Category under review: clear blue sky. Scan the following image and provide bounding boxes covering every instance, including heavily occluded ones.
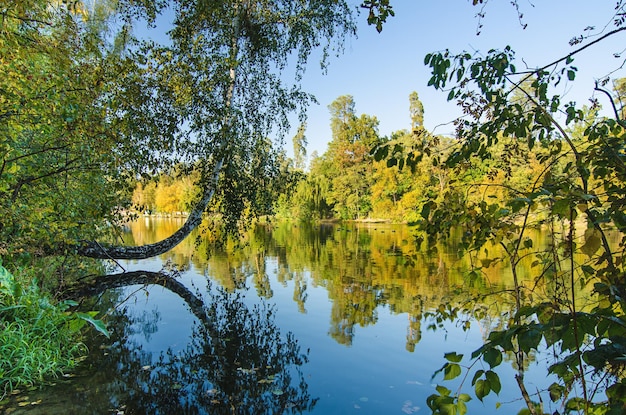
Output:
[294,1,625,162]
[133,1,626,162]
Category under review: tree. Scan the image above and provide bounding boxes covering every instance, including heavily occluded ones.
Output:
[0,0,134,256]
[2,0,357,261]
[409,91,424,133]
[409,7,626,415]
[321,95,382,219]
[292,123,308,171]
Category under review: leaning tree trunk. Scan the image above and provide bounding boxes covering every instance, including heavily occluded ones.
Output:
[76,159,223,260]
[76,7,243,261]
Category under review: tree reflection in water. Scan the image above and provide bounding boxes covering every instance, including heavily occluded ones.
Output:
[72,271,317,415]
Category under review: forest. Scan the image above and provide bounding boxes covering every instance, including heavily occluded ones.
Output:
[2,1,626,414]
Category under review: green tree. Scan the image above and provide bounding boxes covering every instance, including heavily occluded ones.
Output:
[0,0,132,255]
[321,95,382,219]
[410,7,626,415]
[292,123,308,171]
[409,91,425,133]
[1,0,357,260]
[368,2,626,414]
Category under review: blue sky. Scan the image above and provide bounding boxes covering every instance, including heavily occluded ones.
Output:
[293,1,626,161]
[132,1,626,162]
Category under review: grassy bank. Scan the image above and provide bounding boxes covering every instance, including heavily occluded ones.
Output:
[0,262,107,397]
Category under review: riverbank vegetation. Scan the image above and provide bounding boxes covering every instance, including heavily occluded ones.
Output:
[130,90,548,224]
[1,0,356,395]
[0,261,109,393]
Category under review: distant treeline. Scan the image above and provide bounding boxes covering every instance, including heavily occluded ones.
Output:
[132,93,581,224]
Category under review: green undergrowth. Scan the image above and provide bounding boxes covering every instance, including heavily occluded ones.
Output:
[0,262,109,397]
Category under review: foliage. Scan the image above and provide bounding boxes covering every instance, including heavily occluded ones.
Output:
[0,263,108,395]
[360,0,395,33]
[2,0,358,392]
[369,4,626,415]
[2,0,358,259]
[295,95,383,220]
[0,0,134,256]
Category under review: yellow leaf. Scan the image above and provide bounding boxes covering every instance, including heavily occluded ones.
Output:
[581,228,602,257]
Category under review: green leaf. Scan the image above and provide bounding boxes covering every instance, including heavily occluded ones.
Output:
[436,385,451,396]
[443,363,462,380]
[471,370,484,386]
[474,378,490,401]
[485,370,501,394]
[581,228,602,257]
[444,352,464,363]
[548,382,563,402]
[458,393,472,403]
[483,347,503,368]
[75,312,110,338]
[565,397,585,411]
[456,400,468,415]
[567,69,576,81]
[518,327,542,353]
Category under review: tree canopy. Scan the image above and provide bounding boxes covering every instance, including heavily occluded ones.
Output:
[366,2,626,414]
[1,0,357,261]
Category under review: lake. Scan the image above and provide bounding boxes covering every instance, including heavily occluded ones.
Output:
[5,218,564,414]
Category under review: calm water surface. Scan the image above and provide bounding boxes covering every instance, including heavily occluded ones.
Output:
[6,218,559,414]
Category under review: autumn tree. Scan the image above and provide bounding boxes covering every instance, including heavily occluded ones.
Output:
[0,0,134,255]
[1,0,358,261]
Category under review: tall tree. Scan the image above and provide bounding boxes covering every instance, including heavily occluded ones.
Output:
[292,122,308,171]
[322,95,381,219]
[409,91,424,132]
[1,1,357,260]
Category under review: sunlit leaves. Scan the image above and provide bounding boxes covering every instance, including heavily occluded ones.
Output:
[444,363,462,380]
[432,353,464,386]
[416,4,626,414]
[427,384,471,415]
[360,0,395,33]
[1,0,132,254]
[444,352,464,363]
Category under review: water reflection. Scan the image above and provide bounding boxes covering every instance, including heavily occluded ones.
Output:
[6,272,315,415]
[123,219,607,357]
[6,219,600,414]
[100,274,316,414]
[125,220,522,349]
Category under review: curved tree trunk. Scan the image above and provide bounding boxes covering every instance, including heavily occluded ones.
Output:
[76,160,222,260]
[76,6,242,261]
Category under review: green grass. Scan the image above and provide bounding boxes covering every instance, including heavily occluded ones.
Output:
[0,263,93,396]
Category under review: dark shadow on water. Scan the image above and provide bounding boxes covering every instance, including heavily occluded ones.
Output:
[4,272,316,415]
